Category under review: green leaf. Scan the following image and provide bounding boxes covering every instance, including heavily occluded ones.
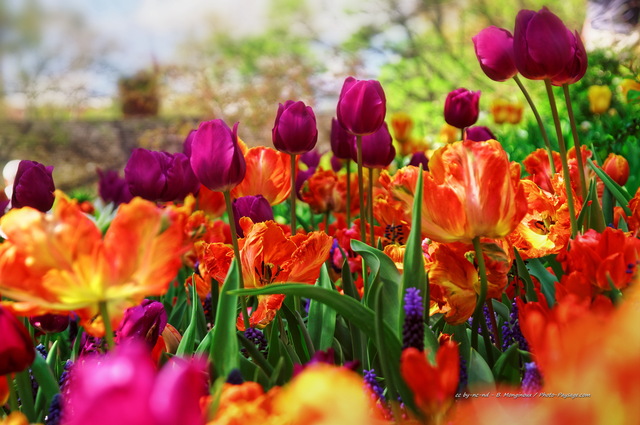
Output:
[468,348,495,392]
[527,258,557,306]
[31,351,59,420]
[339,248,360,301]
[444,323,471,364]
[176,282,199,356]
[587,179,606,232]
[308,264,337,351]
[492,343,522,386]
[588,158,632,214]
[280,302,311,363]
[513,248,537,302]
[210,258,240,378]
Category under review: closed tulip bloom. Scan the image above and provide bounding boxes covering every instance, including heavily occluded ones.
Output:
[116,299,167,348]
[125,149,200,203]
[330,118,355,159]
[10,160,55,212]
[190,120,246,193]
[465,126,496,142]
[587,85,612,114]
[0,305,35,375]
[330,155,343,172]
[182,129,197,157]
[97,169,133,206]
[232,195,274,237]
[349,122,396,168]
[551,30,588,86]
[29,313,69,334]
[513,7,572,80]
[336,77,387,136]
[300,149,322,169]
[272,100,318,155]
[602,153,630,186]
[444,88,481,129]
[472,26,518,81]
[408,152,429,169]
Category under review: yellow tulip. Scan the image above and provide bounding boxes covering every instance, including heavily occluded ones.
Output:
[587,85,612,114]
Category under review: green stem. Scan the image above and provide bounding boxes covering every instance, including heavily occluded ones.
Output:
[603,187,615,227]
[544,79,578,237]
[16,370,36,422]
[99,301,115,350]
[8,375,19,412]
[368,167,375,246]
[460,127,465,141]
[224,190,250,330]
[346,159,352,228]
[356,135,367,243]
[324,210,330,235]
[290,154,297,234]
[470,236,488,352]
[562,83,588,202]
[514,75,555,176]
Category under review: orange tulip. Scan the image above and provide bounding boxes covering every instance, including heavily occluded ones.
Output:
[602,153,630,186]
[198,218,332,329]
[231,146,291,205]
[523,148,561,193]
[620,78,640,102]
[0,192,187,336]
[299,168,344,214]
[422,140,527,243]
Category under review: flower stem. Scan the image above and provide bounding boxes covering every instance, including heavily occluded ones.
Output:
[324,210,330,235]
[544,79,578,237]
[562,83,588,202]
[356,135,367,243]
[368,167,375,246]
[98,301,115,350]
[290,154,297,235]
[346,159,352,228]
[224,190,250,330]
[470,236,488,352]
[485,299,502,349]
[514,75,555,176]
[460,127,465,141]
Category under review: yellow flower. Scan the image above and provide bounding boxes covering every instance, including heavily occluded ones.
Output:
[587,85,612,114]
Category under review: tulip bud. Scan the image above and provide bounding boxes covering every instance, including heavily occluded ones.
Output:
[472,26,518,82]
[551,30,588,86]
[330,155,343,172]
[182,129,197,157]
[300,149,322,169]
[190,120,246,193]
[390,112,414,142]
[0,305,35,375]
[330,118,355,159]
[97,169,133,206]
[513,7,572,80]
[408,152,429,170]
[444,88,481,129]
[337,77,387,136]
[29,313,70,334]
[349,122,396,168]
[232,195,274,237]
[602,153,629,186]
[465,126,496,142]
[272,100,318,155]
[10,160,55,212]
[125,149,200,203]
[587,85,612,114]
[116,300,167,348]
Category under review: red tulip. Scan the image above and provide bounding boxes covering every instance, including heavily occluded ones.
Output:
[444,88,480,129]
[336,77,387,136]
[602,153,630,186]
[0,305,35,375]
[472,26,518,81]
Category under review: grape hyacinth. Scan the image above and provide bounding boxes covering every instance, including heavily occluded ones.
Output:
[363,369,386,402]
[458,356,468,392]
[45,393,63,425]
[522,362,543,393]
[468,305,496,344]
[501,300,530,352]
[242,327,269,358]
[402,287,424,351]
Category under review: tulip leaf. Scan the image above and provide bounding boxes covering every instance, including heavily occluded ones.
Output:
[468,348,495,392]
[588,159,632,214]
[308,264,337,352]
[280,302,311,363]
[492,343,522,386]
[527,258,557,307]
[513,249,538,303]
[587,180,606,233]
[176,282,199,356]
[31,351,59,420]
[444,323,471,364]
[340,253,360,301]
[210,258,240,378]
[351,239,401,337]
[401,165,427,336]
[16,368,37,422]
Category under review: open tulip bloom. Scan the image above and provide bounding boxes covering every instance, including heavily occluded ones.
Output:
[2,5,640,425]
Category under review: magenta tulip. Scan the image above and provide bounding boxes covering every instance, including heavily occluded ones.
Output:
[408,152,429,170]
[116,300,167,348]
[10,160,55,212]
[330,117,355,159]
[349,122,396,168]
[472,26,518,82]
[444,88,481,129]
[190,120,246,193]
[513,7,573,80]
[551,30,588,86]
[182,129,197,157]
[465,126,496,142]
[336,77,387,136]
[232,195,274,237]
[0,305,35,375]
[97,169,133,206]
[272,100,318,155]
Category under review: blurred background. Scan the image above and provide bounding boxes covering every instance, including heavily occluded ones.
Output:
[0,0,638,192]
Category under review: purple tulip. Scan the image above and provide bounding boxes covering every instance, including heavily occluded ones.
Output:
[330,117,355,159]
[444,88,481,129]
[29,313,70,334]
[232,195,274,237]
[97,169,133,206]
[0,305,35,375]
[330,155,343,172]
[125,149,200,203]
[116,300,167,348]
[408,152,430,170]
[349,122,396,168]
[513,7,572,80]
[472,26,518,82]
[465,126,496,142]
[182,129,197,157]
[336,77,387,136]
[10,160,55,212]
[272,100,318,155]
[300,149,322,169]
[551,30,588,86]
[190,120,246,193]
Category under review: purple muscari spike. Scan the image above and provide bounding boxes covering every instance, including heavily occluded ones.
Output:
[242,328,268,358]
[363,369,386,402]
[226,369,244,385]
[501,300,530,352]
[522,362,543,393]
[402,287,424,350]
[45,393,63,425]
[36,343,48,359]
[458,356,468,392]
